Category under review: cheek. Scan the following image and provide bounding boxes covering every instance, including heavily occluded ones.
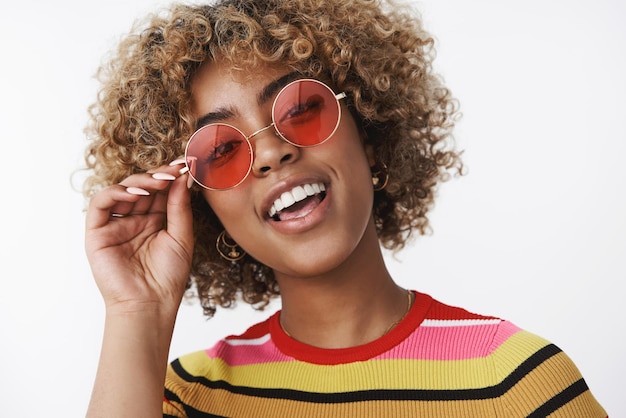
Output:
[337,133,372,185]
[201,190,242,229]
[348,160,376,223]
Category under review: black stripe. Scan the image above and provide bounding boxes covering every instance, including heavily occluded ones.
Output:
[497,344,563,395]
[526,379,590,418]
[169,344,562,404]
[165,387,183,404]
[165,385,227,417]
[187,408,227,418]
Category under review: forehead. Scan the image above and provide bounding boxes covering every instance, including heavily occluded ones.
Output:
[189,60,291,114]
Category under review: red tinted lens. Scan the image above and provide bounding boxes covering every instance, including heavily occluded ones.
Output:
[185,124,252,190]
[273,79,341,147]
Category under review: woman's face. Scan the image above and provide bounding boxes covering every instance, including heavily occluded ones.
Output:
[190,60,376,279]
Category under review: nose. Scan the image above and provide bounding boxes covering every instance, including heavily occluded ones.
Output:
[250,127,300,177]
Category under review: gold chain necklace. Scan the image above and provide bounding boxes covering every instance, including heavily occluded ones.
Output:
[281,289,414,339]
[382,289,413,336]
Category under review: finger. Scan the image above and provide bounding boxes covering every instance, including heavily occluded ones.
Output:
[87,162,189,227]
[86,185,150,229]
[109,200,136,217]
[123,191,157,215]
[142,172,182,215]
[165,173,194,254]
[147,188,169,215]
[119,172,177,193]
[115,164,187,214]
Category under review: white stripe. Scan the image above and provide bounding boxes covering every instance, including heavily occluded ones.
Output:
[224,333,271,346]
[421,319,501,327]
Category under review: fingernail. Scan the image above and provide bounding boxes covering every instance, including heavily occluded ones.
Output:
[179,166,189,175]
[126,187,150,196]
[169,158,186,166]
[152,172,176,181]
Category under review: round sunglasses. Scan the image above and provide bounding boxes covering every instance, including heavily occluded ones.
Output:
[184,78,347,190]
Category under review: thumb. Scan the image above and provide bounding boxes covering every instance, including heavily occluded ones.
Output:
[166,173,194,257]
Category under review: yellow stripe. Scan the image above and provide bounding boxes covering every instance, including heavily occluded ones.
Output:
[176,330,551,392]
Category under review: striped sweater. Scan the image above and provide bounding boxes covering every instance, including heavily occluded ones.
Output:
[164,292,606,417]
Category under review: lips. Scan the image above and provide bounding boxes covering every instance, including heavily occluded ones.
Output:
[268,182,326,220]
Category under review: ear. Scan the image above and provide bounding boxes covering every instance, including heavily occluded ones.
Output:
[356,122,376,166]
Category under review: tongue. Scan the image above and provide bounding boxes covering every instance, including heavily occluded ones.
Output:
[278,195,321,221]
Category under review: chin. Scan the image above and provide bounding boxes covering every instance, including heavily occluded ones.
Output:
[270,243,360,280]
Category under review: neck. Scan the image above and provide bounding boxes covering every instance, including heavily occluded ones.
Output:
[275,221,411,349]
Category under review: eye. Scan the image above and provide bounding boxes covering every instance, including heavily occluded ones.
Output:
[205,138,244,168]
[278,94,325,125]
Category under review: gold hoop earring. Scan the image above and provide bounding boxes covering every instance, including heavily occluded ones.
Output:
[216,230,246,262]
[371,161,389,191]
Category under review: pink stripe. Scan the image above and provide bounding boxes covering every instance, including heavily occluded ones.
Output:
[206,321,522,366]
[489,320,522,351]
[206,335,294,366]
[375,321,521,361]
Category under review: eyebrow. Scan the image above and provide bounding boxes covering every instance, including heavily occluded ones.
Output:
[195,108,236,129]
[195,71,302,130]
[257,72,301,104]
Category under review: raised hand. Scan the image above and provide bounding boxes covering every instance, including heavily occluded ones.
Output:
[85,161,194,314]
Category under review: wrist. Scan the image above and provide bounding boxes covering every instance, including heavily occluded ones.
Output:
[104,298,180,321]
[101,302,179,366]
[103,300,180,348]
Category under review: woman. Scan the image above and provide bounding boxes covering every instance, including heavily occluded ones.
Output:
[83,0,607,416]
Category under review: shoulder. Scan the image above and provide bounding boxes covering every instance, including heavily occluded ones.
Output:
[422,294,573,370]
[422,294,607,417]
[415,293,549,363]
[168,313,275,376]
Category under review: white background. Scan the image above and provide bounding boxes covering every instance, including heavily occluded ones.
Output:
[0,0,623,416]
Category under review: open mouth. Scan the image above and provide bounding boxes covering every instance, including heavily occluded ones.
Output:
[268,182,327,221]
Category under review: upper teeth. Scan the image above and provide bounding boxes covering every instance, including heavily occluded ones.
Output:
[268,182,326,218]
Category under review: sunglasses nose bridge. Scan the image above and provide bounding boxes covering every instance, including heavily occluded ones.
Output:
[247,122,276,141]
